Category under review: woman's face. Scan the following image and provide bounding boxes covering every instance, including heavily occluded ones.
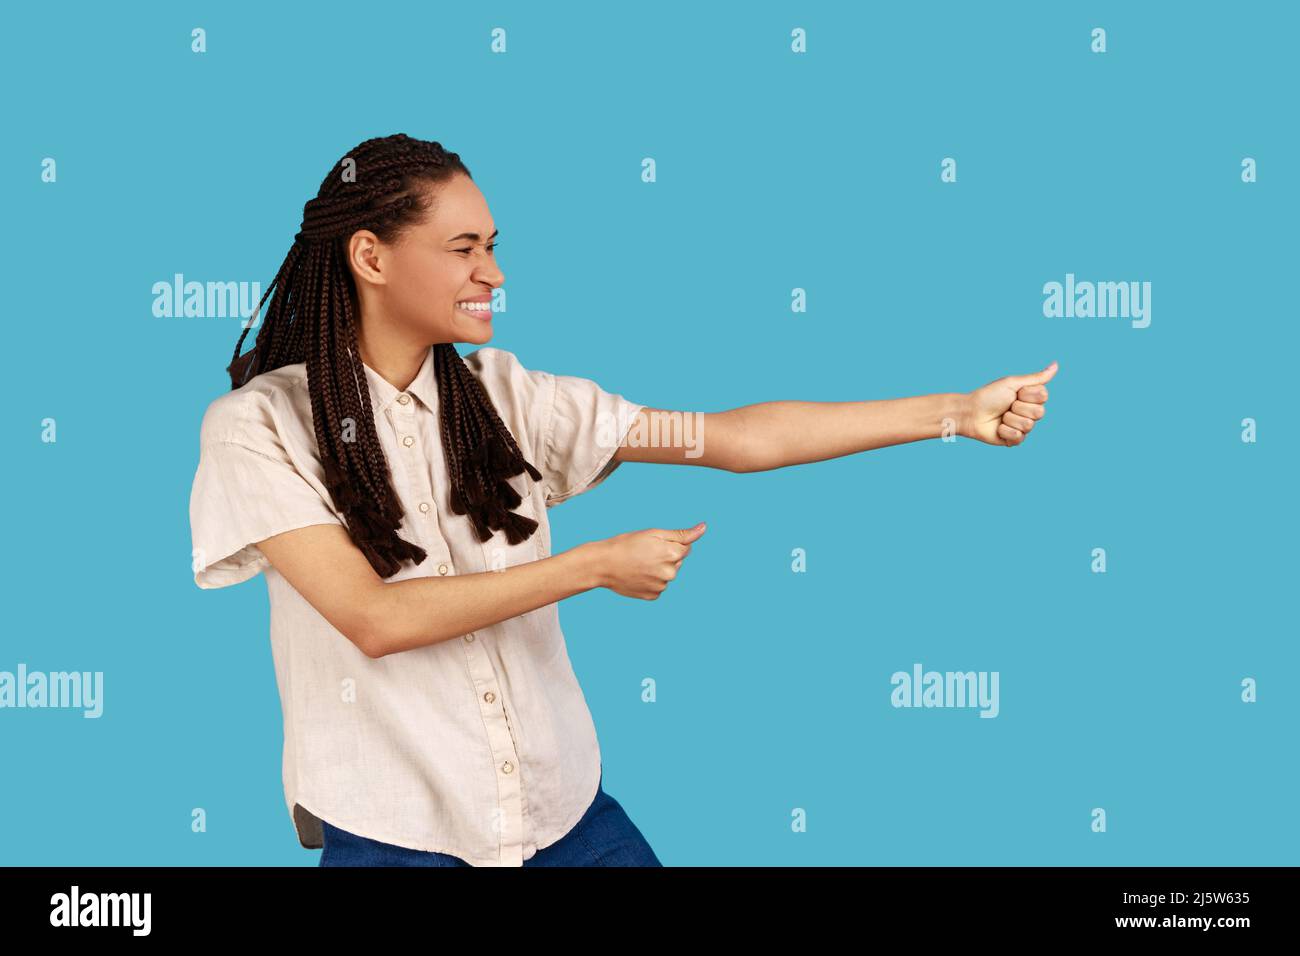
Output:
[349,173,504,347]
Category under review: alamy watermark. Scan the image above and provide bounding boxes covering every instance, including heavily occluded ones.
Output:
[596,407,705,459]
[890,662,999,718]
[1043,272,1150,328]
[0,664,103,718]
[49,886,150,935]
[152,273,262,327]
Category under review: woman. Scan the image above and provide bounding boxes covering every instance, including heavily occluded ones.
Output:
[188,133,1056,867]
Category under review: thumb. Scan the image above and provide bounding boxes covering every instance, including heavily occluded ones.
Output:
[663,522,708,544]
[1007,360,1058,389]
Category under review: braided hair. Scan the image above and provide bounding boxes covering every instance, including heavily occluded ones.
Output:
[226,133,543,579]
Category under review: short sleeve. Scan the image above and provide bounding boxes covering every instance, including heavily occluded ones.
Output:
[189,398,344,589]
[542,370,644,508]
[462,347,644,509]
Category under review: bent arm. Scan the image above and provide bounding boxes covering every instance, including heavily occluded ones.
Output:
[255,524,604,658]
[615,394,972,473]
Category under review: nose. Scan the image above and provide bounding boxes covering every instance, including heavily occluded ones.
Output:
[476,257,505,287]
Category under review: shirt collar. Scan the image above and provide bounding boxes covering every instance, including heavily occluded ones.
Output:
[360,345,438,414]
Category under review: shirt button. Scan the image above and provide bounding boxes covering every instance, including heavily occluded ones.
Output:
[465,634,475,642]
[501,761,514,774]
[397,393,410,405]
[402,435,415,447]
[438,564,448,575]
[419,502,430,513]
[483,691,495,704]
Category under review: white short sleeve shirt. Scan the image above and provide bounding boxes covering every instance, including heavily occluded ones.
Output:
[188,345,644,866]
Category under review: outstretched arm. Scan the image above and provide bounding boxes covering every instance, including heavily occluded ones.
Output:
[614,361,1058,473]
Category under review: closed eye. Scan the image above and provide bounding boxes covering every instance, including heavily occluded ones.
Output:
[455,243,498,255]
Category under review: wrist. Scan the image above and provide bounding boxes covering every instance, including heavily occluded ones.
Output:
[569,540,608,591]
[949,392,974,440]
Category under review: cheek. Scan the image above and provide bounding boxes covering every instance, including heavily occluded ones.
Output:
[393,257,460,312]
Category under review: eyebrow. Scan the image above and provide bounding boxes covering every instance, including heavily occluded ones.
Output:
[445,228,499,243]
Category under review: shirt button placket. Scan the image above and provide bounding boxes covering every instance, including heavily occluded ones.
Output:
[453,564,524,861]
[395,397,440,543]
[391,394,524,864]
[390,396,454,582]
[462,630,525,864]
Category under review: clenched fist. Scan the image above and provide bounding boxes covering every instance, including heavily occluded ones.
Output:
[589,523,707,600]
[962,361,1058,446]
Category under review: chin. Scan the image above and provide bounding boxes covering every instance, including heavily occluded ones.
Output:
[458,316,494,344]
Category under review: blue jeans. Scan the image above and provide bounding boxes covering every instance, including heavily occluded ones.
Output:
[318,773,662,867]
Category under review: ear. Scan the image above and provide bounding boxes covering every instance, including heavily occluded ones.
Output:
[347,229,388,288]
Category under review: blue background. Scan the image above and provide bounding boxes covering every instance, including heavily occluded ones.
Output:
[2,0,1295,865]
